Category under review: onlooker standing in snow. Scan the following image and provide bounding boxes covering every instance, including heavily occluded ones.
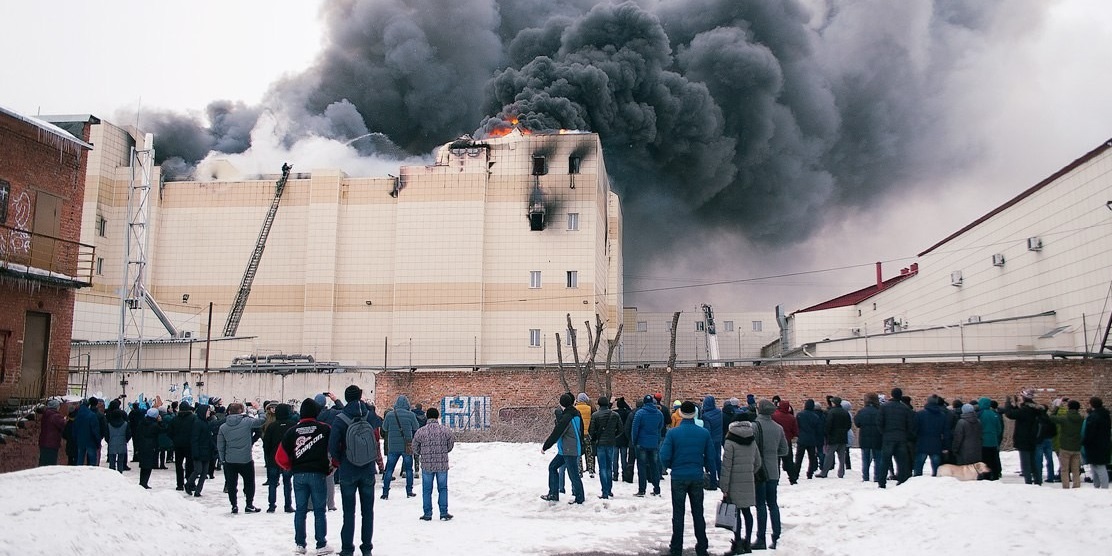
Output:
[914,395,951,477]
[380,395,419,500]
[38,399,66,466]
[541,392,585,504]
[136,408,164,489]
[315,393,345,511]
[631,394,665,497]
[412,402,428,474]
[794,399,823,480]
[977,397,1004,480]
[277,397,336,555]
[877,387,916,488]
[721,419,762,555]
[700,396,724,490]
[187,404,216,497]
[951,404,983,465]
[771,400,798,484]
[1003,391,1044,485]
[854,393,883,482]
[330,385,381,556]
[169,401,196,491]
[413,406,455,521]
[753,399,789,550]
[263,403,297,511]
[614,397,632,481]
[1082,397,1111,489]
[218,402,265,513]
[817,397,850,478]
[105,402,131,473]
[574,393,596,478]
[73,397,104,466]
[1049,399,1085,488]
[660,401,714,556]
[589,396,623,499]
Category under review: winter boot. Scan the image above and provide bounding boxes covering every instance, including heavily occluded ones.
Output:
[751,537,766,551]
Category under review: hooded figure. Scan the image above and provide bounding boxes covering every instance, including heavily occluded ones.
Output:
[721,419,762,553]
[381,395,421,498]
[951,404,983,465]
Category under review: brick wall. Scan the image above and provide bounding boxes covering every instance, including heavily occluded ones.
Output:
[0,288,75,399]
[374,360,1112,418]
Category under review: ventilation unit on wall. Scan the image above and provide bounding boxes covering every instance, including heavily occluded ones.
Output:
[950,270,963,287]
[967,315,982,323]
[850,328,862,336]
[992,253,1005,266]
[1027,237,1043,251]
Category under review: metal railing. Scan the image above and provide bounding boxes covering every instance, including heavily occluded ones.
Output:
[0,223,95,285]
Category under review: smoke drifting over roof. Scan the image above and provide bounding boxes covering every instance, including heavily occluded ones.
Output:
[144,0,1046,302]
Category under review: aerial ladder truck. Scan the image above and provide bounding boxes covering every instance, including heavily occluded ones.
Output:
[702,304,724,367]
[222,163,291,337]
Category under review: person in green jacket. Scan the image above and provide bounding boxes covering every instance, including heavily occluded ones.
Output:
[977,397,1004,480]
[1049,399,1085,488]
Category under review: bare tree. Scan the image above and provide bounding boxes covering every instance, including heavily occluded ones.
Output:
[554,332,572,394]
[584,315,606,395]
[566,313,587,393]
[664,311,681,407]
[604,323,624,398]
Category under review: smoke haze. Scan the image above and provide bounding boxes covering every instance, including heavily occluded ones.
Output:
[140,0,1061,311]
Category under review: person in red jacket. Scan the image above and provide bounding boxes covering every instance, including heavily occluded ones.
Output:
[277,398,337,556]
[771,401,799,485]
[38,399,67,466]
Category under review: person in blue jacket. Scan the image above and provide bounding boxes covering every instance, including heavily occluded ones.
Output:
[794,399,823,480]
[700,396,723,489]
[660,401,714,556]
[73,397,105,466]
[540,392,584,504]
[631,394,665,496]
[914,395,951,476]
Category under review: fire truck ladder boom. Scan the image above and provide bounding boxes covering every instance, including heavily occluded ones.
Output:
[223,163,292,337]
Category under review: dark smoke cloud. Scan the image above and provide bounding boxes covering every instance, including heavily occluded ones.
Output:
[143,0,1051,304]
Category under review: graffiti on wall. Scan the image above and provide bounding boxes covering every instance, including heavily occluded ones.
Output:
[0,191,32,260]
[439,395,491,430]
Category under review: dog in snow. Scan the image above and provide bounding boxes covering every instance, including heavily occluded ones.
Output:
[936,462,992,481]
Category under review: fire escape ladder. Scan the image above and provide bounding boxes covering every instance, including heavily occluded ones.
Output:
[223,163,292,337]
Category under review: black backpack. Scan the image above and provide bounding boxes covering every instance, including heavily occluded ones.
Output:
[1037,412,1057,440]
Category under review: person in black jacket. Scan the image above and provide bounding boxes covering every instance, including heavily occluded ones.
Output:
[128,402,144,464]
[817,397,851,478]
[854,393,883,482]
[877,387,917,488]
[187,404,215,496]
[1083,397,1111,488]
[794,399,823,480]
[277,398,336,554]
[263,403,297,512]
[590,396,623,499]
[136,407,165,489]
[614,397,632,481]
[169,401,196,491]
[1003,391,1044,485]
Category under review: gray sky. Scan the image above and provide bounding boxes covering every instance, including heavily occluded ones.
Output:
[2,0,1111,314]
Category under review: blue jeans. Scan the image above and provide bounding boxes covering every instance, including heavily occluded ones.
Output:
[422,470,449,517]
[914,452,942,476]
[548,454,583,501]
[340,468,375,555]
[293,472,329,549]
[77,445,99,466]
[267,464,292,510]
[637,447,660,494]
[669,478,708,556]
[615,446,628,478]
[595,446,616,497]
[860,448,882,481]
[707,442,722,487]
[1036,439,1055,481]
[754,479,780,542]
[382,452,414,495]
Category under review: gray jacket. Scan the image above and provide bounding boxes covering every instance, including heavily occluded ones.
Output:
[721,420,761,507]
[107,422,130,455]
[217,413,265,464]
[381,396,420,455]
[754,414,789,481]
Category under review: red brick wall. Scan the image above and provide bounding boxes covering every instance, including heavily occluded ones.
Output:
[0,112,89,400]
[374,360,1112,417]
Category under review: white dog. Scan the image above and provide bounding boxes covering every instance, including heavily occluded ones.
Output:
[937,462,992,481]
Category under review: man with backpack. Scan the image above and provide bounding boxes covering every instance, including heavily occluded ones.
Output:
[412,406,455,521]
[329,385,381,556]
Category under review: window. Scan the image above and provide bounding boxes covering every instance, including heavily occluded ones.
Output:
[568,212,579,231]
[532,156,547,175]
[724,321,734,332]
[529,329,541,347]
[95,215,107,237]
[569,156,582,174]
[696,321,705,332]
[95,257,104,275]
[752,321,763,332]
[529,271,541,289]
[566,270,578,288]
[0,180,9,224]
[636,321,648,332]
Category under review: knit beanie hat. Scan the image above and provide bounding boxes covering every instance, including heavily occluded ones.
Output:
[679,401,697,419]
[758,399,776,415]
[891,387,903,400]
[560,393,575,408]
[146,408,159,419]
[643,394,655,406]
[728,397,740,407]
[344,385,362,402]
[746,394,756,405]
[313,393,328,407]
[597,396,610,408]
[300,398,321,419]
[962,403,975,414]
[46,399,61,410]
[577,392,589,403]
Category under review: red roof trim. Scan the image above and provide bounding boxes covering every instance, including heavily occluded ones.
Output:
[918,138,1112,257]
[795,271,917,313]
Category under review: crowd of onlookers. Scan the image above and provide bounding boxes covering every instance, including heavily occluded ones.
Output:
[35,388,454,556]
[540,387,1112,555]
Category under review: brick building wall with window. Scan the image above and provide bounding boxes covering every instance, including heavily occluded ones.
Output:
[0,107,91,401]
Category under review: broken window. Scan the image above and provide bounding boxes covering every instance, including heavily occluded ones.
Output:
[96,215,107,237]
[532,156,547,175]
[569,156,581,174]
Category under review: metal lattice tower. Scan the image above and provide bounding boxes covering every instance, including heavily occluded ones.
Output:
[115,133,156,370]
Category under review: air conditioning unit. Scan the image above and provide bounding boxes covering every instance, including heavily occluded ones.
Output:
[992,253,1005,266]
[181,331,193,338]
[950,270,963,287]
[968,315,982,323]
[1027,237,1043,251]
[850,328,862,337]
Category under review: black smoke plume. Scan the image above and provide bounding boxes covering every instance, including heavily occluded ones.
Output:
[142,0,1045,301]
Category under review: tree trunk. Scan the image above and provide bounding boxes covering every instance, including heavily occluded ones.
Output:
[555,332,572,394]
[664,311,681,407]
[566,313,586,393]
[604,323,624,398]
[585,315,606,396]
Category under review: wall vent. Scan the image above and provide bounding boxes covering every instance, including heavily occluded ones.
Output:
[992,253,1005,266]
[1027,237,1043,251]
[950,270,963,287]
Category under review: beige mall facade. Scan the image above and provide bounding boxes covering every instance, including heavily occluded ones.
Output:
[64,120,623,371]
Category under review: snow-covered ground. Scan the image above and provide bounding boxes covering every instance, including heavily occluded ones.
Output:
[2,444,1109,556]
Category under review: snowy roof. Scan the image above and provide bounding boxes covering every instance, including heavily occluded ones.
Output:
[0,104,93,150]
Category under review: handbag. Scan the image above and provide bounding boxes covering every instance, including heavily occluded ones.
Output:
[393,411,413,455]
[715,500,737,531]
[754,421,769,483]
